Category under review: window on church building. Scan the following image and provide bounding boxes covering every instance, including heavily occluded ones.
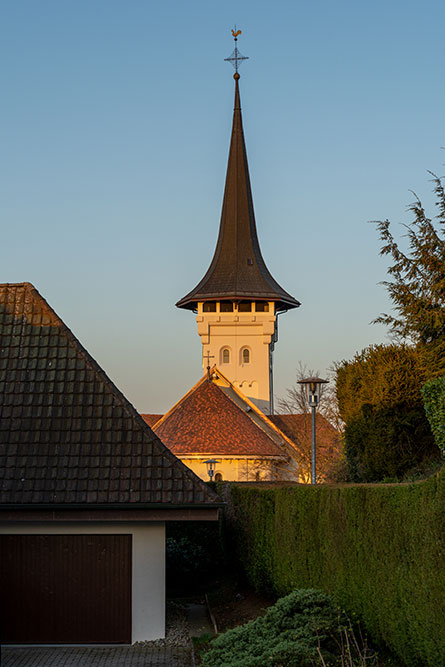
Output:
[221,348,230,364]
[220,302,233,312]
[203,302,217,312]
[238,301,251,312]
[255,302,269,312]
[214,473,223,482]
[242,348,250,364]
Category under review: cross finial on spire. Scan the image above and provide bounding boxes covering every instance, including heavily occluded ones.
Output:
[224,26,249,75]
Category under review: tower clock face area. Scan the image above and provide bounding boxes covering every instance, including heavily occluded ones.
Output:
[196,300,277,413]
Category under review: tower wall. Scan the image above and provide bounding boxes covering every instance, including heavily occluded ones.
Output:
[196,301,277,413]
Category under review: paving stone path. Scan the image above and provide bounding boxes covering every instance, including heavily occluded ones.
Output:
[1,645,194,667]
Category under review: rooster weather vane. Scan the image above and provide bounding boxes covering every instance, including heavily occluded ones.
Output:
[224,26,249,73]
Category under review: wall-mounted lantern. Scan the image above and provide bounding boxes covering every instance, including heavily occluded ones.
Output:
[204,458,219,481]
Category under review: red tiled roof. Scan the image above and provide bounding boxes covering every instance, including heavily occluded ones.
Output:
[0,283,219,507]
[153,379,285,457]
[269,413,342,478]
[141,414,163,428]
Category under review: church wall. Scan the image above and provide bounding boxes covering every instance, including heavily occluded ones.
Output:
[178,456,286,482]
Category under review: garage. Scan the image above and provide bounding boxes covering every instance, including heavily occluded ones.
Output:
[0,282,221,644]
[0,534,132,644]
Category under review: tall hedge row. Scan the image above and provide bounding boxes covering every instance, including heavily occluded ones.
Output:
[223,471,445,666]
[422,376,445,455]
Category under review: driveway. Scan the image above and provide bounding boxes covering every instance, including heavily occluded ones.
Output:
[1,645,194,667]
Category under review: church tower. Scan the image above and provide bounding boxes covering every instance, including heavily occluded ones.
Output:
[177,33,300,414]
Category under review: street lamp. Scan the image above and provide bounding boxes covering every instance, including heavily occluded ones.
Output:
[204,459,219,481]
[298,377,329,484]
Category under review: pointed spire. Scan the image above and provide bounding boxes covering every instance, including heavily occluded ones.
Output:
[177,55,300,312]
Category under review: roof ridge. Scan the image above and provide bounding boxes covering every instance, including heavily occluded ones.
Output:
[153,372,211,430]
[212,368,305,461]
[153,369,287,458]
[20,284,162,441]
[0,281,34,288]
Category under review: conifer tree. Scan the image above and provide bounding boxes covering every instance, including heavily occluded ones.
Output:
[374,173,445,374]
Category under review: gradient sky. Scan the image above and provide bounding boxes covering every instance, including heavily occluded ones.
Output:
[2,0,444,413]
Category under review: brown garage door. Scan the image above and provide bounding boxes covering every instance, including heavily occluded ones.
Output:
[0,534,132,644]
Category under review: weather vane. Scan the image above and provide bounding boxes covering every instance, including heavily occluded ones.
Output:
[224,26,249,74]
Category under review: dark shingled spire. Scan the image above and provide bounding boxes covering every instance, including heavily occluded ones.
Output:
[176,74,300,312]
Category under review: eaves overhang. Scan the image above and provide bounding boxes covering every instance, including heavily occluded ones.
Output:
[176,292,300,313]
[0,503,224,523]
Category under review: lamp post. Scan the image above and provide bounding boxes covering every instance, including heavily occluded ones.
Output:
[298,377,328,484]
[204,458,219,481]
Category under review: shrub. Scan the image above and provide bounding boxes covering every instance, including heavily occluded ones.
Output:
[345,403,437,482]
[336,344,426,424]
[202,589,341,667]
[422,376,445,455]
[336,344,440,480]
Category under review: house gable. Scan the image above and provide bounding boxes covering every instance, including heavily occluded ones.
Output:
[0,282,219,509]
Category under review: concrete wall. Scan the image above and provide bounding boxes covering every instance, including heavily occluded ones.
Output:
[0,522,165,642]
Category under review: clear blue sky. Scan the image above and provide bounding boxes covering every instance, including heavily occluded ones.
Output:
[2,1,444,412]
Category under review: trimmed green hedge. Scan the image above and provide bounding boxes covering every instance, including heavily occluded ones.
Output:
[422,376,445,455]
[223,471,445,666]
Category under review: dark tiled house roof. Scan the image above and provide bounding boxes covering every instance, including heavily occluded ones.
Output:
[0,283,219,507]
[176,76,300,312]
[149,377,286,457]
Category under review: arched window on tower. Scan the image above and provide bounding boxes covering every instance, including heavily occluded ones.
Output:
[221,347,231,364]
[242,348,250,364]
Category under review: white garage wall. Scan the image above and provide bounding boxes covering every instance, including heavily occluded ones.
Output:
[0,522,166,642]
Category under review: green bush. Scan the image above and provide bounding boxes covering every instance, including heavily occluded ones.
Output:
[422,376,445,455]
[345,403,437,482]
[202,589,341,667]
[336,344,440,480]
[224,472,445,666]
[336,344,427,423]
